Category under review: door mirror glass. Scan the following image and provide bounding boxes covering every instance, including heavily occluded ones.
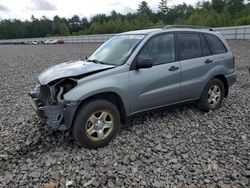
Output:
[136,58,153,69]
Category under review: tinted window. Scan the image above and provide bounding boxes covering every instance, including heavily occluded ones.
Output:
[205,34,227,54]
[178,33,202,60]
[139,34,175,66]
[200,34,211,56]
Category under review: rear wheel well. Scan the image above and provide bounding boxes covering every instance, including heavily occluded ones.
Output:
[213,75,228,97]
[75,92,126,125]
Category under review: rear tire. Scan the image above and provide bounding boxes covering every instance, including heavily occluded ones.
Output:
[72,99,121,149]
[198,78,225,112]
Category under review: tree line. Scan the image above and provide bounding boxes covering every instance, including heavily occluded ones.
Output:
[0,0,249,39]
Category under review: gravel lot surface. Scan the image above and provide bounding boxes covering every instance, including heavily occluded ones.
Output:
[0,41,249,188]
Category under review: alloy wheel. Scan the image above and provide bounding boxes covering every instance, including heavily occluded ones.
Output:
[208,85,221,108]
[85,111,114,141]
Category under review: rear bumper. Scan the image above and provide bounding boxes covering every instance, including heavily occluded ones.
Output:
[226,72,237,87]
[29,85,79,130]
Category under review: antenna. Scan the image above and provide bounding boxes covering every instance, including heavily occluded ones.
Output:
[80,33,84,60]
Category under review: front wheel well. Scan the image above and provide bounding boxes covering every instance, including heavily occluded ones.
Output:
[74,92,127,125]
[213,75,228,97]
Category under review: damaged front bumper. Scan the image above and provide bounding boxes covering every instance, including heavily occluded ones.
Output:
[29,85,78,130]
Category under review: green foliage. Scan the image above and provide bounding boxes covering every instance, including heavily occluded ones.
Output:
[165,3,194,24]
[235,15,250,25]
[58,23,70,36]
[226,0,244,16]
[0,0,249,39]
[68,15,81,33]
[211,0,225,13]
[177,0,247,27]
[179,9,232,27]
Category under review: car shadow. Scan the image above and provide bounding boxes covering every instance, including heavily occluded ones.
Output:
[123,102,200,130]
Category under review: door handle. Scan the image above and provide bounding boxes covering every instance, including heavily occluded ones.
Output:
[205,59,213,64]
[169,66,179,72]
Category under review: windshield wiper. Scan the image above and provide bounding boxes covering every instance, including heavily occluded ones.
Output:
[86,59,106,64]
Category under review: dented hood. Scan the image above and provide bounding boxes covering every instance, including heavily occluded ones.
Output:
[38,60,115,85]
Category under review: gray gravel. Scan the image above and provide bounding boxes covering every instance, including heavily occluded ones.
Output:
[0,41,249,188]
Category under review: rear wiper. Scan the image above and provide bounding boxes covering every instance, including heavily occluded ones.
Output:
[87,59,106,64]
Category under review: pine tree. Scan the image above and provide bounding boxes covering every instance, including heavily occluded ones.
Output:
[137,1,152,15]
[158,0,168,14]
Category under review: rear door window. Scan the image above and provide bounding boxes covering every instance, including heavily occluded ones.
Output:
[205,34,227,54]
[177,33,202,60]
[200,34,211,56]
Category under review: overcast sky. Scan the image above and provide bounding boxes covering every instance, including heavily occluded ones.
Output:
[0,0,198,21]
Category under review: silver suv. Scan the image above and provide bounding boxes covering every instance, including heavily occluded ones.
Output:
[29,26,237,148]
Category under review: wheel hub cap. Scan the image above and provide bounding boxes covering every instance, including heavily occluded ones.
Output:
[85,111,114,141]
[95,120,104,130]
[208,85,221,107]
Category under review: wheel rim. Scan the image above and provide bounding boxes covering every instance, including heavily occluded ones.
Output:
[208,85,221,108]
[85,110,114,141]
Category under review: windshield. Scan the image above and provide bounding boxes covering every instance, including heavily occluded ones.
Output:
[88,34,145,66]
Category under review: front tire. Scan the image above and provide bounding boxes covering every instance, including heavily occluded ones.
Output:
[198,78,225,112]
[72,99,121,149]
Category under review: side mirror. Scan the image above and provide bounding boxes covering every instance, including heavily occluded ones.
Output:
[136,58,153,69]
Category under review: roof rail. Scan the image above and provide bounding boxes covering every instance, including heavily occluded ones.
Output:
[163,25,214,31]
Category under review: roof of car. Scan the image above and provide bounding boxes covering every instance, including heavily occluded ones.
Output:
[120,28,161,35]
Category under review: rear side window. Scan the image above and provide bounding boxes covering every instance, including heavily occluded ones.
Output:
[178,33,202,60]
[205,34,227,54]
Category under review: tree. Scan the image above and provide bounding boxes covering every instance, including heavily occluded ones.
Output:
[68,15,81,33]
[211,0,225,13]
[134,14,152,29]
[80,17,89,31]
[137,1,152,15]
[158,0,168,14]
[178,6,232,27]
[0,0,250,39]
[235,15,250,25]
[202,1,212,10]
[226,0,244,16]
[166,3,194,24]
[58,23,70,36]
[91,14,107,24]
[53,15,62,23]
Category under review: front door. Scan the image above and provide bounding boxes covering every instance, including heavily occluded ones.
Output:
[129,33,181,114]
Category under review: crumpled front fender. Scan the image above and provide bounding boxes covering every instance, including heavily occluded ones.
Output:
[29,86,79,130]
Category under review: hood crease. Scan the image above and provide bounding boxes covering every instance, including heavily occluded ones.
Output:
[38,60,115,85]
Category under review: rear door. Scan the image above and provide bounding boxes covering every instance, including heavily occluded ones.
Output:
[178,32,215,101]
[129,33,181,113]
[204,33,230,68]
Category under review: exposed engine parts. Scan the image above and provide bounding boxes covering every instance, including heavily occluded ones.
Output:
[29,77,78,129]
[57,87,64,104]
[38,78,77,105]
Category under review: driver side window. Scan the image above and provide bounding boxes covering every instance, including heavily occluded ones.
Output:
[138,34,175,66]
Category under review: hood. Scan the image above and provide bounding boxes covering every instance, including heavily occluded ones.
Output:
[38,60,115,85]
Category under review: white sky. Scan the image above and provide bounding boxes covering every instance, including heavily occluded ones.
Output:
[0,0,198,21]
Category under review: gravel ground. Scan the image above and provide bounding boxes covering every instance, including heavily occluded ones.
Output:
[0,41,249,188]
